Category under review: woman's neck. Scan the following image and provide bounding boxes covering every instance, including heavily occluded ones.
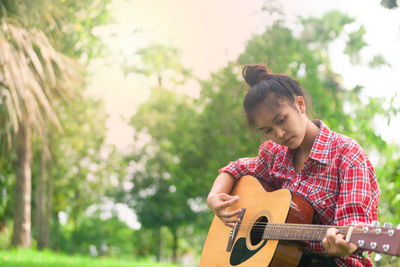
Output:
[297,119,319,155]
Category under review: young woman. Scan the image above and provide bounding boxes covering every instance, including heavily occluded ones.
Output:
[206,64,380,266]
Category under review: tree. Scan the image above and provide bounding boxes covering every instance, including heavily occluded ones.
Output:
[237,11,388,151]
[126,87,199,262]
[30,0,111,251]
[44,96,121,253]
[121,44,198,261]
[122,44,191,87]
[0,0,111,248]
[0,3,82,248]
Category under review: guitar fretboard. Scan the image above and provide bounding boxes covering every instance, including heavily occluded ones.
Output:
[262,223,348,241]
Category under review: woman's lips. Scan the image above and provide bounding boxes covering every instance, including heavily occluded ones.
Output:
[284,137,293,144]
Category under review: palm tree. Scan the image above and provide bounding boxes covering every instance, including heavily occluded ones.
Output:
[0,1,81,247]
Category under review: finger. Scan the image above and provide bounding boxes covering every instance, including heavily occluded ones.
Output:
[219,193,238,200]
[224,221,236,228]
[335,233,347,246]
[348,242,358,254]
[218,208,242,219]
[322,237,330,251]
[326,228,338,242]
[335,233,358,254]
[217,213,239,228]
[323,228,339,255]
[220,216,241,224]
[216,196,240,209]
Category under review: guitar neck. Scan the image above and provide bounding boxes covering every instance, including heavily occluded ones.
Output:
[262,223,400,256]
[262,223,333,241]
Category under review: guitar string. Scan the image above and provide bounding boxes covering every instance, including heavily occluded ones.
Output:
[238,224,384,233]
[234,221,385,230]
[232,223,387,239]
[228,222,390,235]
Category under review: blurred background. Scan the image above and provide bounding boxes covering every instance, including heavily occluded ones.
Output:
[0,0,399,266]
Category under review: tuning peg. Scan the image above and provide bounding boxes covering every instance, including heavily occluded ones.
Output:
[371,221,380,227]
[374,253,382,262]
[383,222,393,228]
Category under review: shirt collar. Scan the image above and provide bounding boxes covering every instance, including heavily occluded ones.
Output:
[308,120,332,164]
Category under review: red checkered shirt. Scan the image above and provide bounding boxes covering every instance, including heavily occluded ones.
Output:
[219,120,380,267]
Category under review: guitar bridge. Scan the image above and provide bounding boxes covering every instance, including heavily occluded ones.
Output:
[226,208,246,252]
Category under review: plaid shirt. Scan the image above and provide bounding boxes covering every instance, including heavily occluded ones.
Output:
[219,120,380,267]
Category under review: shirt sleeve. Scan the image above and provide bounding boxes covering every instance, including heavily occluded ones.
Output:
[218,141,272,180]
[305,241,329,256]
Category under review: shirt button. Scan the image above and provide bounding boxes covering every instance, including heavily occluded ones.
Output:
[321,200,326,205]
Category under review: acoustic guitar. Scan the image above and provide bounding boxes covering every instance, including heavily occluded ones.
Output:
[200,175,400,266]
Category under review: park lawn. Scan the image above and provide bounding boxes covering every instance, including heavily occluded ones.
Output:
[0,249,186,267]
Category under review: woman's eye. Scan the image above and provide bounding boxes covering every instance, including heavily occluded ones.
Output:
[279,117,286,124]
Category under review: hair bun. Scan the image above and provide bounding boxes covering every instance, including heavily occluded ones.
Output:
[242,64,272,87]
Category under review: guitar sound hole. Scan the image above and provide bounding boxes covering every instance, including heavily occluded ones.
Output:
[250,216,268,246]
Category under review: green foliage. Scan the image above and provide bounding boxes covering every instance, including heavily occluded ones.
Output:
[65,214,135,256]
[239,13,387,152]
[122,44,191,87]
[0,221,13,249]
[122,45,207,260]
[381,0,399,9]
[0,0,113,237]
[345,25,367,64]
[300,10,354,48]
[0,0,112,60]
[376,152,400,226]
[51,97,110,213]
[47,97,123,253]
[0,161,14,222]
[369,54,391,68]
[126,87,198,237]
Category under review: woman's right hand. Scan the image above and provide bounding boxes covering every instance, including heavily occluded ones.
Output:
[207,193,242,228]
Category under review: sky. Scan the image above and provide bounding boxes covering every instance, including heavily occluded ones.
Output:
[86,0,400,228]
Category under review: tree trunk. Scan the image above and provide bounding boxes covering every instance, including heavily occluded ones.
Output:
[12,119,32,248]
[155,227,162,261]
[52,211,60,251]
[36,128,49,250]
[171,228,178,263]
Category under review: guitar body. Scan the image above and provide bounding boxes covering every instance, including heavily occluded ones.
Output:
[200,175,315,267]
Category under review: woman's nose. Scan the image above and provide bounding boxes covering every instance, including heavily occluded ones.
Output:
[275,128,286,139]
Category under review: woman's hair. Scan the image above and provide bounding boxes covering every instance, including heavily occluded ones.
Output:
[242,64,308,126]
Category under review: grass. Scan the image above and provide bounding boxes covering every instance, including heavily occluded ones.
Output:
[0,249,186,267]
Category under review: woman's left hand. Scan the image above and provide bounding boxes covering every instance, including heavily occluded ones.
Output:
[322,227,358,257]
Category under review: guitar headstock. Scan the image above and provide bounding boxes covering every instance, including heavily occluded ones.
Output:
[349,223,400,256]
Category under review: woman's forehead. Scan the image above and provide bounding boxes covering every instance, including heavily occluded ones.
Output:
[260,97,291,113]
[253,99,293,126]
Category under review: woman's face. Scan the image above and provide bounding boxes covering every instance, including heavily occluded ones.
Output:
[253,96,307,149]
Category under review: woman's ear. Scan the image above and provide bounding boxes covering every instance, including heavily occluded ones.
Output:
[295,96,306,114]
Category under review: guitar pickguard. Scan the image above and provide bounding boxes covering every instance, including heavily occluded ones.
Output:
[230,237,267,266]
